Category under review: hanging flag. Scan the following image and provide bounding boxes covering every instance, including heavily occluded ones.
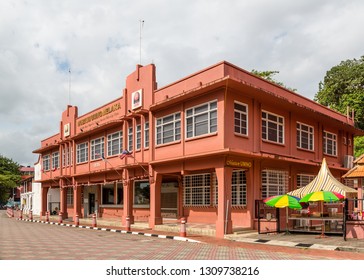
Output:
[120,150,132,159]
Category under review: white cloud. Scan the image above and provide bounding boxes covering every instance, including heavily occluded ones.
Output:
[1,0,364,165]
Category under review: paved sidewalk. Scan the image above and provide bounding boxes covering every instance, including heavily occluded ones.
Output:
[15,213,364,255]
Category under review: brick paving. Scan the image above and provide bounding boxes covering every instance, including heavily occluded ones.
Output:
[1,210,363,260]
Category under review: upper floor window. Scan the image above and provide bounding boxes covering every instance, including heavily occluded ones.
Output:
[76,142,88,163]
[296,122,314,151]
[107,131,123,156]
[128,125,133,152]
[262,111,284,144]
[52,152,59,169]
[323,131,337,156]
[156,112,181,145]
[136,124,141,150]
[42,154,50,171]
[144,122,149,148]
[234,102,248,136]
[62,146,72,167]
[91,137,105,160]
[186,100,217,138]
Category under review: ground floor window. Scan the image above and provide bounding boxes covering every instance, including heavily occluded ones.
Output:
[297,174,315,188]
[183,173,211,206]
[231,170,247,206]
[134,180,150,207]
[213,170,247,206]
[101,183,123,205]
[67,188,73,206]
[261,169,288,199]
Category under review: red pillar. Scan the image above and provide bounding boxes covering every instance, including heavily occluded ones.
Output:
[215,166,233,238]
[149,173,163,228]
[40,186,49,219]
[60,185,68,219]
[122,171,134,226]
[73,184,82,222]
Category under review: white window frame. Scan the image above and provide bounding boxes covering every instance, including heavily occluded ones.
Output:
[231,170,247,206]
[262,110,284,144]
[144,121,149,148]
[183,173,211,206]
[234,101,248,136]
[323,131,337,156]
[296,122,314,151]
[42,154,50,171]
[136,124,141,150]
[297,174,315,188]
[156,112,181,145]
[90,137,105,160]
[186,100,217,139]
[128,125,133,152]
[107,131,123,157]
[52,152,59,169]
[261,169,288,199]
[76,142,89,164]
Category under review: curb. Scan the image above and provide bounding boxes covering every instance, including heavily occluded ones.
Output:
[16,218,200,243]
[231,237,364,253]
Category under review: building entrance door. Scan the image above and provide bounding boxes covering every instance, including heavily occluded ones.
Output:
[161,182,178,218]
[89,193,95,215]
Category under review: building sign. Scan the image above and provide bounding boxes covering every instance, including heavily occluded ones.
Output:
[63,123,70,137]
[77,103,121,127]
[226,159,252,168]
[131,89,143,110]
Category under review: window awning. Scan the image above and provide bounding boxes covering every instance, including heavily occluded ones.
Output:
[288,158,357,198]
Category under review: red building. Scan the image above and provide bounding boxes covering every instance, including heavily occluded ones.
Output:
[33,61,362,237]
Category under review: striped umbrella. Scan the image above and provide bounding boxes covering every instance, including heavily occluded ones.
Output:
[264,194,302,234]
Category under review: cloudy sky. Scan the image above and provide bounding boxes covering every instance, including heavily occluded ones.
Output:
[1,0,364,166]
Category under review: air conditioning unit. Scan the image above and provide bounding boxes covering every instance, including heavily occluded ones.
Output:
[343,155,354,169]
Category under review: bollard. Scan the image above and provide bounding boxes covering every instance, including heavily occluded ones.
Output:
[46,211,49,222]
[11,208,14,218]
[125,216,131,231]
[29,210,33,221]
[180,217,187,237]
[74,214,79,226]
[58,212,63,224]
[92,213,97,227]
[19,210,23,220]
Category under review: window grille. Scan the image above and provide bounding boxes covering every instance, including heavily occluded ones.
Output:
[183,173,211,206]
[261,169,288,199]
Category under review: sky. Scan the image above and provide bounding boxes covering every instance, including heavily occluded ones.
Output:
[1,0,364,166]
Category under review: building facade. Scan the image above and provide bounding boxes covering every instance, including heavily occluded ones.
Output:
[33,61,362,237]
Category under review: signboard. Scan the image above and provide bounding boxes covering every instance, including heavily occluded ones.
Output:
[226,159,252,168]
[64,123,70,137]
[131,89,143,110]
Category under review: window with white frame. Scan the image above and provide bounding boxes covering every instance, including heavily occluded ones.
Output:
[52,152,59,169]
[296,122,314,151]
[62,146,70,167]
[107,131,123,156]
[186,100,217,138]
[136,124,141,150]
[231,170,247,206]
[128,125,133,152]
[297,174,315,188]
[183,173,211,206]
[234,102,248,136]
[91,137,104,160]
[323,131,337,156]
[42,154,50,171]
[67,188,73,205]
[76,142,88,163]
[262,111,284,144]
[213,171,247,206]
[156,112,181,145]
[144,121,149,148]
[261,169,288,199]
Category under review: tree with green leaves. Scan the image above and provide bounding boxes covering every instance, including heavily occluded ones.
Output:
[314,56,364,157]
[0,155,21,204]
[251,69,297,92]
